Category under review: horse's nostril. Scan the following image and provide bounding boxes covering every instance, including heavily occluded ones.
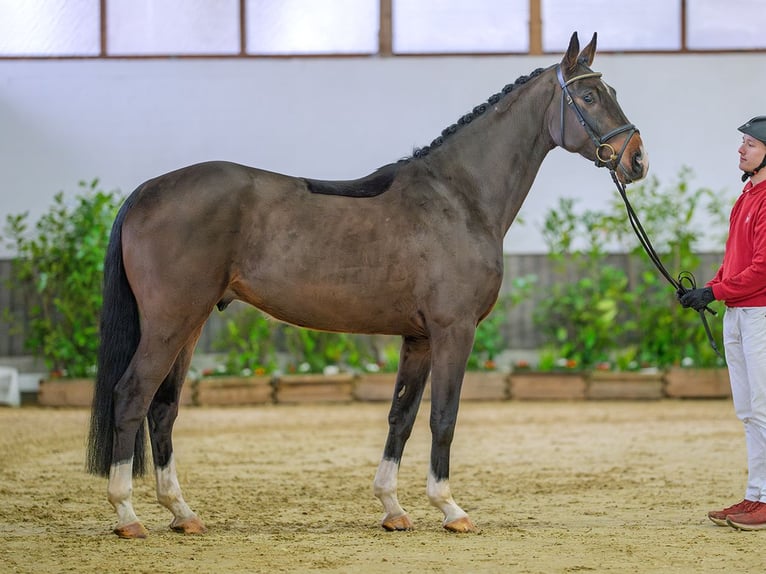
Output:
[632,152,642,172]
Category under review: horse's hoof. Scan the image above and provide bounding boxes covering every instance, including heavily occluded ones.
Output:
[381,513,414,531]
[444,516,479,533]
[170,516,207,534]
[113,521,149,539]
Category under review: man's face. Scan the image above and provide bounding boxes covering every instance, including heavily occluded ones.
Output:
[739,134,766,173]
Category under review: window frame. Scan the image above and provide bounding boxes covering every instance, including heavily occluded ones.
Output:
[0,0,764,60]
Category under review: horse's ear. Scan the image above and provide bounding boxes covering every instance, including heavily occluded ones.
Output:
[562,32,580,75]
[577,32,598,67]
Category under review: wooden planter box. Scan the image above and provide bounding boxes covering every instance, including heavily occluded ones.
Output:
[587,371,665,400]
[274,373,355,404]
[508,371,587,400]
[420,371,509,402]
[353,373,397,402]
[194,375,274,406]
[460,371,510,401]
[37,378,94,407]
[38,377,195,407]
[664,367,731,398]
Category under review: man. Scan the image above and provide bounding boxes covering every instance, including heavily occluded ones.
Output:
[680,116,766,530]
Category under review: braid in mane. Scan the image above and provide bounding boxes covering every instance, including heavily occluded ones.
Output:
[405,67,545,161]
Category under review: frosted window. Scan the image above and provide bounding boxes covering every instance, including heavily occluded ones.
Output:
[542,0,681,52]
[0,0,100,56]
[393,0,528,54]
[246,0,378,55]
[687,0,766,50]
[107,0,240,55]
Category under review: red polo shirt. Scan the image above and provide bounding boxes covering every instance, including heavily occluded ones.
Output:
[709,178,766,306]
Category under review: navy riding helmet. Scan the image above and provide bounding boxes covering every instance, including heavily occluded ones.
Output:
[739,116,766,181]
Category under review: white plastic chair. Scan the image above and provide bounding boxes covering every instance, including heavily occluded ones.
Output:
[0,366,21,407]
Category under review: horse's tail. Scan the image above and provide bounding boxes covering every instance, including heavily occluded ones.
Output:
[86,191,146,477]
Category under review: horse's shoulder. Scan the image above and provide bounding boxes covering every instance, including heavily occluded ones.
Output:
[303,163,402,198]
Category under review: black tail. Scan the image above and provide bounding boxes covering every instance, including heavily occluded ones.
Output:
[86,191,146,477]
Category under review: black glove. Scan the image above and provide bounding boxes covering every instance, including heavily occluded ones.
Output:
[679,286,715,311]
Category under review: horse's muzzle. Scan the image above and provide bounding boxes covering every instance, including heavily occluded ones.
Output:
[618,136,648,184]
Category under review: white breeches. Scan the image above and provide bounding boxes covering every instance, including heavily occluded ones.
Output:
[724,306,766,502]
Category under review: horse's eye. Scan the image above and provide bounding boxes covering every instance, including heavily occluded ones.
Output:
[582,93,595,104]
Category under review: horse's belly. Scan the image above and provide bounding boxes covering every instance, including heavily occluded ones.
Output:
[236,271,421,336]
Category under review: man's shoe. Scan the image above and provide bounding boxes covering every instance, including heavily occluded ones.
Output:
[727,502,766,531]
[708,499,761,526]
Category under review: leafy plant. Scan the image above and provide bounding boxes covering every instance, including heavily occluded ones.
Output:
[360,335,401,373]
[206,307,382,377]
[210,305,278,376]
[1,180,123,377]
[536,348,582,372]
[533,197,634,370]
[533,167,730,370]
[377,340,401,372]
[604,167,729,368]
[467,311,506,371]
[281,326,376,374]
[467,276,536,371]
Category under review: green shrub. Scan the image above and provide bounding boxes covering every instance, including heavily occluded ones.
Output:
[533,167,730,370]
[467,276,536,371]
[605,168,729,368]
[2,180,123,377]
[210,306,278,376]
[534,197,633,370]
[281,326,376,374]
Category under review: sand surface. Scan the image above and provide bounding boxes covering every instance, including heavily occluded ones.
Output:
[1,399,764,573]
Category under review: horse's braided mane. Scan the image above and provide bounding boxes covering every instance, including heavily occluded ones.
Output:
[305,66,546,198]
[406,67,546,161]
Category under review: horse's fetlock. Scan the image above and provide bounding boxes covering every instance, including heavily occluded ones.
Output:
[156,488,182,508]
[107,484,132,506]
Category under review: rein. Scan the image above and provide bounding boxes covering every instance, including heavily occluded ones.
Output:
[610,171,723,360]
[556,64,724,361]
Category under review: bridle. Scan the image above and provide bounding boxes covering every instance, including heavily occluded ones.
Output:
[556,64,638,177]
[556,64,724,360]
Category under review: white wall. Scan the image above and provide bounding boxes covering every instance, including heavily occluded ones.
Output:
[1,52,764,256]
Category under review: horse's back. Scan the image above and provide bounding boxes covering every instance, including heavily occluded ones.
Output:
[134,159,403,202]
[136,160,295,199]
[124,160,305,240]
[303,163,401,197]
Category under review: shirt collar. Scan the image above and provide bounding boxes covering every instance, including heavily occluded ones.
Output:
[744,178,766,194]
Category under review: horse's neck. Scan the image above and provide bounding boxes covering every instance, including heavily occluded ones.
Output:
[429,74,557,240]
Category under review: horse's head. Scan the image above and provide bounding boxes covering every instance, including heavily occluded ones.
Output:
[548,32,648,184]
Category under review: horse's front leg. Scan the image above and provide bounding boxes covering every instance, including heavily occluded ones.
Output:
[373,336,431,531]
[427,324,478,533]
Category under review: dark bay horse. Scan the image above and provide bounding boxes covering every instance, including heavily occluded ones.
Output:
[87,32,648,538]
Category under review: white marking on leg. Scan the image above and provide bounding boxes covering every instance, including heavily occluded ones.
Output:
[107,459,139,527]
[155,454,197,525]
[373,459,406,520]
[427,470,468,525]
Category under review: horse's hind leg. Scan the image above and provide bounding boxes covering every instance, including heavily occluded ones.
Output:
[148,329,206,535]
[373,336,431,531]
[108,322,206,538]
